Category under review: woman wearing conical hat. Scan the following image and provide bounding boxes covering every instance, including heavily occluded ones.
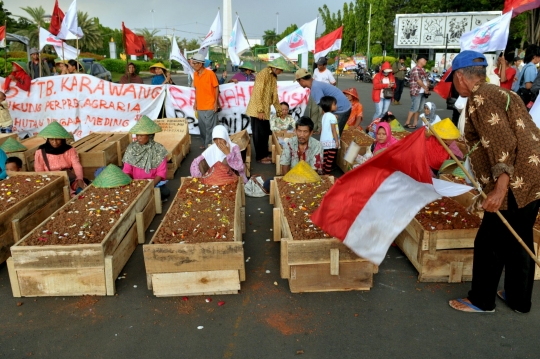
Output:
[228,62,256,83]
[122,116,170,201]
[150,63,173,85]
[425,118,463,173]
[34,121,86,193]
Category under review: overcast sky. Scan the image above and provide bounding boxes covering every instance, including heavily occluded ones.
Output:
[5,0,336,41]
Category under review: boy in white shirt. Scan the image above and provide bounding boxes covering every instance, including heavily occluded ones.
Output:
[313,57,336,85]
[319,96,340,174]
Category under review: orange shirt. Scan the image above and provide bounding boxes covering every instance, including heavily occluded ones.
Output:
[347,101,363,126]
[193,68,219,110]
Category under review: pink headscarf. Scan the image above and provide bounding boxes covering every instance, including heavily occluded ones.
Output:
[373,122,398,153]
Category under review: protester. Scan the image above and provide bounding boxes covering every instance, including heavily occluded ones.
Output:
[511,56,523,92]
[54,59,68,75]
[313,57,336,85]
[424,118,463,173]
[514,45,540,108]
[445,50,540,314]
[191,53,220,149]
[392,55,407,105]
[372,122,398,154]
[279,116,323,176]
[122,116,170,201]
[371,62,396,121]
[34,121,87,194]
[0,92,13,134]
[150,63,173,85]
[295,68,351,136]
[343,88,363,130]
[246,57,286,164]
[366,111,395,138]
[27,48,51,79]
[66,59,85,74]
[319,96,340,174]
[120,62,144,84]
[5,156,22,172]
[404,54,430,129]
[0,148,6,180]
[419,102,441,127]
[494,52,516,90]
[3,62,31,93]
[270,102,296,132]
[229,62,256,83]
[190,125,248,184]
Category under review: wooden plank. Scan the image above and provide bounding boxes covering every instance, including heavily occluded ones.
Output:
[288,262,373,293]
[6,257,21,297]
[449,262,464,283]
[240,207,246,234]
[112,224,138,281]
[330,248,339,276]
[136,212,145,244]
[287,240,364,265]
[104,255,114,296]
[154,188,162,214]
[11,245,105,269]
[269,179,275,205]
[17,267,106,296]
[151,270,240,297]
[280,238,290,279]
[273,208,281,242]
[15,194,65,242]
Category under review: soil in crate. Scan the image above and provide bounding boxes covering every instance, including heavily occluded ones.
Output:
[152,178,238,244]
[0,174,60,211]
[415,197,481,231]
[20,180,148,246]
[341,128,374,146]
[276,177,333,240]
[392,131,411,141]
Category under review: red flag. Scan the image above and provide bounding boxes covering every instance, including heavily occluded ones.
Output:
[137,35,154,60]
[49,0,65,36]
[504,0,540,17]
[310,130,470,264]
[433,67,452,100]
[313,26,343,60]
[0,25,6,48]
[122,22,144,56]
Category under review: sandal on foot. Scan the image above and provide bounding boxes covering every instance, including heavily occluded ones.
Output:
[449,298,495,313]
[497,290,525,313]
[257,159,272,164]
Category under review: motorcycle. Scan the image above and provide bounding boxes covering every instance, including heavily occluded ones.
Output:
[363,68,376,83]
[403,68,411,87]
[354,67,365,82]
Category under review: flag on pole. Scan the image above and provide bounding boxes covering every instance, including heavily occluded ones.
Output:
[49,0,65,36]
[122,22,144,56]
[170,35,194,77]
[0,25,5,48]
[137,35,154,59]
[228,16,250,66]
[310,129,471,265]
[54,43,79,60]
[57,0,84,40]
[530,98,540,128]
[198,11,222,57]
[313,26,343,61]
[460,11,512,53]
[277,18,317,58]
[433,66,452,100]
[39,27,64,50]
[504,0,540,17]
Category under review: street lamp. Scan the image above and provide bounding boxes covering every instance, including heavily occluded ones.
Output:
[276,12,279,34]
[151,9,155,30]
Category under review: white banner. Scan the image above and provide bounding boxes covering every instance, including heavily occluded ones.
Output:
[1,74,166,139]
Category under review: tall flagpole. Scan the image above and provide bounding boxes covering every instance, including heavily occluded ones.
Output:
[4,20,6,75]
[39,52,42,78]
[122,24,130,83]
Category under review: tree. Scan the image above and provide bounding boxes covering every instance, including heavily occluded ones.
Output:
[177,37,200,51]
[66,13,103,52]
[14,6,47,47]
[262,29,278,47]
[279,24,298,40]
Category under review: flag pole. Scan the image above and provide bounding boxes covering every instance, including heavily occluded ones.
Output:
[3,20,6,75]
[122,23,130,83]
[236,12,253,64]
[39,52,42,78]
[420,116,540,267]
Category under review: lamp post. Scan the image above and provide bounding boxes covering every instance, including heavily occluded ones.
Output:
[366,3,372,69]
[151,9,155,30]
[276,12,279,34]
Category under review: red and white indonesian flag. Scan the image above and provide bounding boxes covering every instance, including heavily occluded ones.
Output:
[57,0,83,40]
[228,16,250,66]
[460,11,512,53]
[311,130,471,265]
[313,26,343,61]
[170,35,194,78]
[504,0,540,17]
[277,18,317,58]
[0,25,5,48]
[198,11,222,57]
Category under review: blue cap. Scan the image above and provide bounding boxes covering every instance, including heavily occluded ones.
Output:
[445,50,488,82]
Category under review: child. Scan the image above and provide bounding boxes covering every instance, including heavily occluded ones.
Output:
[342,88,363,130]
[319,96,340,174]
[366,111,396,138]
[270,102,296,132]
[5,156,22,172]
[420,102,441,127]
[0,92,13,133]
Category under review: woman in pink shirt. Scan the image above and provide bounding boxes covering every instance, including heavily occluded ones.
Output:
[122,116,170,201]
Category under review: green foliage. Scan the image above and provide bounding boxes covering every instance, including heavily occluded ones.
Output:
[371,56,396,66]
[7,51,28,59]
[262,29,278,47]
[99,59,172,74]
[0,58,13,77]
[279,24,298,40]
[79,52,105,61]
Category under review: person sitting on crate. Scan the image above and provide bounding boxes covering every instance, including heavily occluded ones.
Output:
[34,121,88,194]
[123,116,170,201]
[190,125,248,184]
[270,102,296,132]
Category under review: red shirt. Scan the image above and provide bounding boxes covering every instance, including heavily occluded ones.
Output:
[494,67,516,90]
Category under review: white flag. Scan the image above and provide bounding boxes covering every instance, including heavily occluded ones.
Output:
[198,11,222,57]
[460,11,512,53]
[170,35,194,78]
[57,0,84,40]
[531,99,540,128]
[39,27,64,51]
[54,43,80,60]
[276,18,317,58]
[228,16,250,66]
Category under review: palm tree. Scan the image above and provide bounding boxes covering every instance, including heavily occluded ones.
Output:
[15,6,47,47]
[137,28,160,53]
[262,29,278,47]
[65,12,103,52]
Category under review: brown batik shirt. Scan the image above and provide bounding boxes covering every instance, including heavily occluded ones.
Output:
[464,81,540,210]
[246,67,282,120]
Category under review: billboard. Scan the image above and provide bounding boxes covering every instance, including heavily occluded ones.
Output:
[394,11,501,49]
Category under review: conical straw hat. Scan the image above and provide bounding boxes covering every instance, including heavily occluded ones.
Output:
[149,62,168,74]
[432,118,460,140]
[38,121,72,139]
[390,119,406,132]
[239,61,256,72]
[0,137,27,153]
[268,57,290,71]
[93,164,133,188]
[282,160,321,183]
[129,115,163,135]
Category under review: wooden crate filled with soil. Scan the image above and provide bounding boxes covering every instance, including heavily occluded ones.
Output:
[144,177,245,297]
[392,131,411,141]
[337,128,374,174]
[270,176,376,293]
[395,197,481,283]
[154,118,191,179]
[70,132,131,180]
[7,172,159,297]
[230,129,251,177]
[439,174,481,212]
[271,131,295,175]
[0,172,70,265]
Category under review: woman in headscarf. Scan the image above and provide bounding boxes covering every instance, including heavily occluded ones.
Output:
[120,62,144,84]
[122,116,170,200]
[372,122,398,155]
[420,102,441,127]
[3,62,31,93]
[34,121,86,194]
[150,63,173,85]
[190,125,248,183]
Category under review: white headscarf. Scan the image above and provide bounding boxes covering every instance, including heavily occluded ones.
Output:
[202,125,238,167]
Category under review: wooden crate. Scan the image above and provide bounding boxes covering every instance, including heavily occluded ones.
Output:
[270,177,376,293]
[154,118,191,180]
[12,136,47,171]
[337,130,374,174]
[144,178,246,297]
[271,131,295,176]
[8,181,160,297]
[230,130,251,177]
[0,133,18,146]
[0,172,70,265]
[70,132,131,180]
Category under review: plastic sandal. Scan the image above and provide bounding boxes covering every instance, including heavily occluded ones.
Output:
[449,298,495,313]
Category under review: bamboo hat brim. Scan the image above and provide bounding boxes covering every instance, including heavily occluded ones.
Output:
[129,115,163,135]
[92,164,133,188]
[0,137,27,153]
[37,121,73,139]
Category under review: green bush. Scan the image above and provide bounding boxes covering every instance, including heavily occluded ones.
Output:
[79,52,105,61]
[0,59,13,77]
[371,56,396,66]
[99,59,179,74]
[7,51,27,59]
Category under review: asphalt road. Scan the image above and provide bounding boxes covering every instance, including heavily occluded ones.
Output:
[0,73,538,359]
